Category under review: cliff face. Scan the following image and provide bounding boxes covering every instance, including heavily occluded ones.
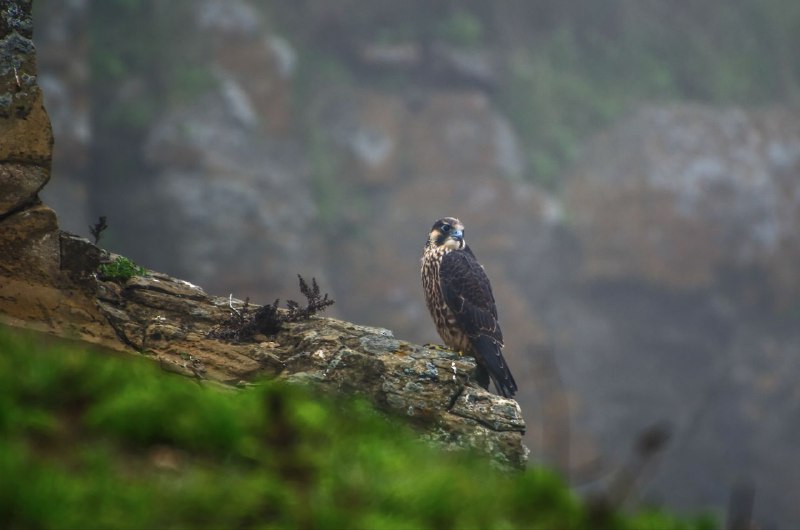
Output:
[0,0,78,332]
[0,2,527,469]
[22,1,800,525]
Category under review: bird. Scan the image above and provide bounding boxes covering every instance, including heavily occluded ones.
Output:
[421,217,517,398]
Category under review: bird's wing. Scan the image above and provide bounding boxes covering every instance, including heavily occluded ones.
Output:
[439,249,503,345]
[440,249,517,397]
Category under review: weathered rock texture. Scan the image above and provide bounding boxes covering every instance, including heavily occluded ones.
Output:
[0,1,527,469]
[552,104,800,524]
[23,0,800,524]
[0,1,52,206]
[566,104,800,304]
[0,2,88,338]
[94,269,526,467]
[4,232,528,468]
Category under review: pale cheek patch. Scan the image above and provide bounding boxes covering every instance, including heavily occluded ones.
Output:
[443,238,461,250]
[442,237,465,250]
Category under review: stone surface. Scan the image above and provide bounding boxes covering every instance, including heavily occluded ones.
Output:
[0,203,58,278]
[6,230,531,470]
[0,217,528,471]
[565,104,800,303]
[546,103,800,526]
[89,271,527,467]
[0,3,53,162]
[0,162,49,214]
[0,1,58,294]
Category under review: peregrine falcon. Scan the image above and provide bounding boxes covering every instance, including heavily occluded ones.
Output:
[421,217,518,398]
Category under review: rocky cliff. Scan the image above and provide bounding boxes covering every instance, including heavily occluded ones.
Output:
[15,1,800,525]
[0,1,527,469]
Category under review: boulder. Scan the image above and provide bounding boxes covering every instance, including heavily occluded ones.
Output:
[0,1,53,207]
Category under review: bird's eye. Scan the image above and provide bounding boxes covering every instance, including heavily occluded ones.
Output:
[441,224,451,233]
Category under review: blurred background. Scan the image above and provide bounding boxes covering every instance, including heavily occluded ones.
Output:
[34,0,800,526]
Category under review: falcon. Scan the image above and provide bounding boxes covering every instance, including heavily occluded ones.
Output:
[421,217,518,398]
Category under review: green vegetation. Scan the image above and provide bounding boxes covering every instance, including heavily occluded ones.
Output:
[97,256,147,281]
[0,326,713,529]
[493,0,800,187]
[272,1,800,189]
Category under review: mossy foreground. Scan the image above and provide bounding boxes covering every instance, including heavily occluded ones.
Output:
[0,327,712,529]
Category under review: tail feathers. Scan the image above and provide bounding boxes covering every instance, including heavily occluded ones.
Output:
[473,335,518,398]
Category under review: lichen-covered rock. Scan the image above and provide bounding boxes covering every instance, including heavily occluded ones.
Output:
[0,2,59,327]
[0,203,59,279]
[3,223,529,468]
[0,0,53,227]
[0,163,49,214]
[0,2,53,164]
[92,273,527,467]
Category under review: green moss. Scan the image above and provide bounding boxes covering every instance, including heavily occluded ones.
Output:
[0,327,715,529]
[97,256,147,281]
[438,10,484,48]
[494,1,800,188]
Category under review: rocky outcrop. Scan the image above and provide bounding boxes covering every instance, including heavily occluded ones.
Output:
[3,231,528,468]
[0,1,527,469]
[23,0,800,523]
[93,267,526,468]
[565,104,800,304]
[0,1,52,206]
[551,104,800,525]
[0,2,88,337]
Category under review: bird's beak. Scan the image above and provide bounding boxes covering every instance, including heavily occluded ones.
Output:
[450,229,463,241]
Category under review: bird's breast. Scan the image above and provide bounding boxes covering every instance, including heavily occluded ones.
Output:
[421,247,470,352]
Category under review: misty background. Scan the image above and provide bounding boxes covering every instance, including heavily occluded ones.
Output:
[34,0,800,526]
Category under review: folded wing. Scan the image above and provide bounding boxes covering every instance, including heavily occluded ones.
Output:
[439,249,517,397]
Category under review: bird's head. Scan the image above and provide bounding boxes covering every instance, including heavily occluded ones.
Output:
[427,217,465,250]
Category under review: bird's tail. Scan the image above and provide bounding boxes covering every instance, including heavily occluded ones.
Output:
[474,335,518,398]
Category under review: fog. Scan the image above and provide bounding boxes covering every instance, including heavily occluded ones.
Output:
[34,1,800,526]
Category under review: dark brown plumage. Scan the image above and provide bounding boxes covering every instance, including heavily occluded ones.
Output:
[421,217,518,398]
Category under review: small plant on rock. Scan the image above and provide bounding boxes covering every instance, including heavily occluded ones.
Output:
[209,275,335,341]
[97,256,147,281]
